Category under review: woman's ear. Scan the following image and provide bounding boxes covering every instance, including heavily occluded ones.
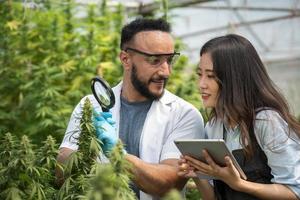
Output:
[119,51,131,70]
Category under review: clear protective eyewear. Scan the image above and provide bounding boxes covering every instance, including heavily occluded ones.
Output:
[125,47,180,67]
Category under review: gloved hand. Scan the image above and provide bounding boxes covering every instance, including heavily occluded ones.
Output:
[93,110,118,157]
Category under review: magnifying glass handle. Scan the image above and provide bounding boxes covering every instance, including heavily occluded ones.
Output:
[102,107,109,112]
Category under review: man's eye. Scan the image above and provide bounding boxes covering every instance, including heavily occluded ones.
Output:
[147,56,161,65]
[167,56,174,65]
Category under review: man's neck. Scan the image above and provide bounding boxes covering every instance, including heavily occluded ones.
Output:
[121,81,148,103]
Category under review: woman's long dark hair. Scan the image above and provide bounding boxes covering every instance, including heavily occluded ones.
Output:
[200,34,300,158]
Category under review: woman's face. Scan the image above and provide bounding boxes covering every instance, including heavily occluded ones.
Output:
[197,53,219,108]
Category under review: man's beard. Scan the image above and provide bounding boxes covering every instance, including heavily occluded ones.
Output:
[131,64,168,100]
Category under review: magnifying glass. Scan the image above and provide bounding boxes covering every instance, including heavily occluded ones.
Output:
[91,76,115,112]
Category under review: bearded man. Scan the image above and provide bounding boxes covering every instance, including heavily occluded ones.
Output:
[57,18,204,200]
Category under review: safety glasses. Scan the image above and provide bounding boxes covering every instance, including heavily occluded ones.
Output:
[125,47,180,67]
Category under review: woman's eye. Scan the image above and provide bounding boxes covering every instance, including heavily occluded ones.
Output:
[207,74,215,79]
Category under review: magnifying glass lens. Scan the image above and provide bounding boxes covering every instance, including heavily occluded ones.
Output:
[94,82,110,106]
[91,77,115,112]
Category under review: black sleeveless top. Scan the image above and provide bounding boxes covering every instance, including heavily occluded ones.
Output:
[213,125,274,200]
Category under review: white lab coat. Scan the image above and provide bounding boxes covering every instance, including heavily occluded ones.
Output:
[60,82,204,200]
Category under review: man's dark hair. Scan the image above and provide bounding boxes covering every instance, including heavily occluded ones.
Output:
[120,18,171,49]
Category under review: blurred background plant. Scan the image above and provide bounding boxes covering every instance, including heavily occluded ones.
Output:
[0,0,124,142]
[0,0,202,143]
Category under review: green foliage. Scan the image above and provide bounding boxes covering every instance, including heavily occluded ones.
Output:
[81,165,119,200]
[0,99,135,199]
[185,179,203,200]
[0,0,124,142]
[0,133,57,200]
[162,189,182,200]
[186,188,202,200]
[58,98,135,200]
[109,142,136,200]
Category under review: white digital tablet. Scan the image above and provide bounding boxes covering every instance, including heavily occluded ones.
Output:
[174,139,247,180]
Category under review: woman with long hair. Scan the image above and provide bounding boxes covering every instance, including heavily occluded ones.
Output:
[178,34,300,200]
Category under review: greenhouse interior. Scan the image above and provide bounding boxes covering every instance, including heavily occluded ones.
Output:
[0,0,299,199]
[118,0,300,116]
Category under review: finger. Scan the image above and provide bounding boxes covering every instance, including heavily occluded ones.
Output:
[179,163,189,171]
[106,117,116,125]
[225,156,234,168]
[95,120,105,128]
[178,157,187,163]
[94,115,105,121]
[202,149,217,168]
[184,155,198,162]
[101,112,112,119]
[187,160,204,170]
[185,155,206,167]
[178,159,184,165]
[178,164,193,178]
[177,170,189,177]
[224,156,241,179]
[186,159,209,172]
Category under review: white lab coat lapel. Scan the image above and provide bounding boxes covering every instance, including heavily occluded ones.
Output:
[139,90,175,163]
[111,82,122,137]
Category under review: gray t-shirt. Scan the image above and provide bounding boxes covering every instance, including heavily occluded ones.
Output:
[119,96,153,199]
[119,96,153,157]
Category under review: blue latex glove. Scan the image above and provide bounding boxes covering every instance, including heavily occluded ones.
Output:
[93,110,118,157]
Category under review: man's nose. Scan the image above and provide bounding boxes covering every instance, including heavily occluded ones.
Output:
[158,59,171,76]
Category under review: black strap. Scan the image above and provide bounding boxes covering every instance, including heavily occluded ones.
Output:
[214,121,273,200]
[222,125,227,141]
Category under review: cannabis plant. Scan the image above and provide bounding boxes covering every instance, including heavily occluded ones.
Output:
[162,189,182,200]
[58,98,135,200]
[0,98,135,200]
[0,135,47,200]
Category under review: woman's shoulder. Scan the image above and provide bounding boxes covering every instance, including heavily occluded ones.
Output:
[255,108,282,120]
[254,108,286,135]
[254,108,300,147]
[255,108,289,130]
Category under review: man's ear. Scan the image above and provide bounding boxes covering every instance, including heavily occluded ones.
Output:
[119,51,131,70]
